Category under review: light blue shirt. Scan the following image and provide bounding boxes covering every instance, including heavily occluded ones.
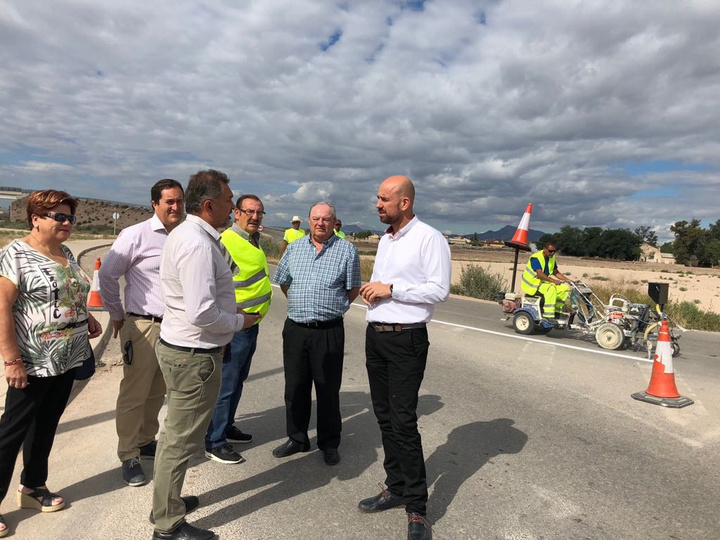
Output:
[273,234,361,323]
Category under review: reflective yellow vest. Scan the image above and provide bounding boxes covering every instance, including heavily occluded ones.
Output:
[220,229,272,319]
[284,228,305,244]
[521,251,556,295]
[334,230,346,239]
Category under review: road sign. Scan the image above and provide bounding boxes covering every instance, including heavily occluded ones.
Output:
[112,212,120,220]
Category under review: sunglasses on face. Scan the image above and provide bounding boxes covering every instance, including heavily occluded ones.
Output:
[43,212,77,224]
[547,249,556,253]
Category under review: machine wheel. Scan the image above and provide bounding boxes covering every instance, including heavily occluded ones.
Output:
[513,311,535,335]
[671,341,680,357]
[595,323,624,350]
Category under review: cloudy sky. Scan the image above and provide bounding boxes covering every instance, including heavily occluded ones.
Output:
[1,0,719,239]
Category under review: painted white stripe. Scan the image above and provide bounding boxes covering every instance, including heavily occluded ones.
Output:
[269,282,653,364]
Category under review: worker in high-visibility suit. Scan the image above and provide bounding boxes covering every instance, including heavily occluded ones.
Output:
[204,194,273,464]
[281,215,306,256]
[521,242,571,324]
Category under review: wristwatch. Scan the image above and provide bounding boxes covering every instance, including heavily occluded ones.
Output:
[389,284,393,296]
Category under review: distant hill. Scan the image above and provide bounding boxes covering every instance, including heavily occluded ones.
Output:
[461,225,545,242]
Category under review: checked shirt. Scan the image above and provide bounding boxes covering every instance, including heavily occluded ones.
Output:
[273,234,361,323]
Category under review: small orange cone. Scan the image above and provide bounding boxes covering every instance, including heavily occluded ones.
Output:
[87,258,104,310]
[504,203,533,252]
[631,320,693,408]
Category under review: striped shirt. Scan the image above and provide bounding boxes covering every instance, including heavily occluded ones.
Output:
[99,214,169,320]
[273,234,361,323]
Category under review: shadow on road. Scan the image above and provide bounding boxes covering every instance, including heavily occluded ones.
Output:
[426,418,527,523]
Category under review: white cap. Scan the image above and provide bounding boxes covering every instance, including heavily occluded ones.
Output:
[291,215,301,222]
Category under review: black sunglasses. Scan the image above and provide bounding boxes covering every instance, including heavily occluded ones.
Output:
[547,249,556,253]
[44,212,77,224]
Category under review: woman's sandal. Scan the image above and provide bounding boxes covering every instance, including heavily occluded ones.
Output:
[16,487,65,513]
[0,513,8,538]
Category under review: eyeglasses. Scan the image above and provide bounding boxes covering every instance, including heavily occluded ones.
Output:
[547,249,556,253]
[237,209,266,217]
[44,212,77,224]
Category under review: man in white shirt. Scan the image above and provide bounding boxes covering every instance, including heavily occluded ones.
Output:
[99,179,184,488]
[152,170,259,540]
[358,175,451,540]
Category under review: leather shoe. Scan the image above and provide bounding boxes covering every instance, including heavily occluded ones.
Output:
[323,448,340,466]
[358,488,405,513]
[149,496,200,524]
[152,521,215,540]
[407,513,430,540]
[272,438,310,458]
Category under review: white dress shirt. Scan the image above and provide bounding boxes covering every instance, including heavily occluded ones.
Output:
[159,214,245,348]
[99,214,168,320]
[366,216,452,324]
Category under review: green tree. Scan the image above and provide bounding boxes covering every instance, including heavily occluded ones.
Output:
[660,241,674,253]
[582,227,604,257]
[634,225,658,247]
[595,228,641,260]
[536,233,558,250]
[354,230,372,239]
[671,219,705,265]
[701,238,720,267]
[470,232,480,247]
[555,226,585,256]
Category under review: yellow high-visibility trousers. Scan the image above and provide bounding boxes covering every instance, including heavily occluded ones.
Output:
[537,281,570,318]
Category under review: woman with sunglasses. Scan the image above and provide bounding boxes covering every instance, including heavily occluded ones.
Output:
[0,189,102,537]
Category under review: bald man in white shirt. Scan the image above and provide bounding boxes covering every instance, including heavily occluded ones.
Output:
[358,175,451,540]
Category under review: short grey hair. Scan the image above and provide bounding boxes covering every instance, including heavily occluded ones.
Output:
[308,201,336,220]
[185,169,229,215]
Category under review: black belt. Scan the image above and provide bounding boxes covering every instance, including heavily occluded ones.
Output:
[291,317,343,329]
[61,319,88,330]
[127,312,163,323]
[158,338,222,354]
[370,322,426,333]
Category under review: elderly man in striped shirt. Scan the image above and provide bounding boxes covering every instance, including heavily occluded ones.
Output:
[99,179,184,488]
[272,202,361,466]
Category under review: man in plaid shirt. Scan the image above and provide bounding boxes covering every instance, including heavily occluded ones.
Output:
[272,202,361,466]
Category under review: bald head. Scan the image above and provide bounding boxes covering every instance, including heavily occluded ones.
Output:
[381,175,415,204]
[376,175,416,230]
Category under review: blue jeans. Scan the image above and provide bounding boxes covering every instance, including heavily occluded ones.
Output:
[205,324,259,450]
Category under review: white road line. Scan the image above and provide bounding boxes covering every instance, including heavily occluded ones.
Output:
[269,283,652,363]
[347,302,654,364]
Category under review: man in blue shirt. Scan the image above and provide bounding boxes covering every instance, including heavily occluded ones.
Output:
[272,202,361,466]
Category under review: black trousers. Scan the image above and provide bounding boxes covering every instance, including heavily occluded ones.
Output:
[282,318,344,451]
[365,324,429,516]
[0,369,76,502]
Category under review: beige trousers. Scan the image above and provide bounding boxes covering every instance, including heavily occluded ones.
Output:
[116,316,166,461]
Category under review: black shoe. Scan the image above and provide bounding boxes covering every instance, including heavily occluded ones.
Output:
[272,438,310,458]
[152,522,215,540]
[139,440,158,459]
[407,513,430,540]
[204,443,245,464]
[323,448,340,466]
[121,458,146,487]
[149,496,200,524]
[358,487,405,513]
[225,426,252,444]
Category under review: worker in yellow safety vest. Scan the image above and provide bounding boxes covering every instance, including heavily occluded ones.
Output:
[521,242,571,324]
[205,194,273,464]
[334,218,346,239]
[281,215,306,256]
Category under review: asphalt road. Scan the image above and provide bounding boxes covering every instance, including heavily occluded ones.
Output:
[2,242,718,540]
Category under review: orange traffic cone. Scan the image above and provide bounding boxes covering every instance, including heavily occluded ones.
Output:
[631,320,693,408]
[504,203,533,252]
[87,258,104,310]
